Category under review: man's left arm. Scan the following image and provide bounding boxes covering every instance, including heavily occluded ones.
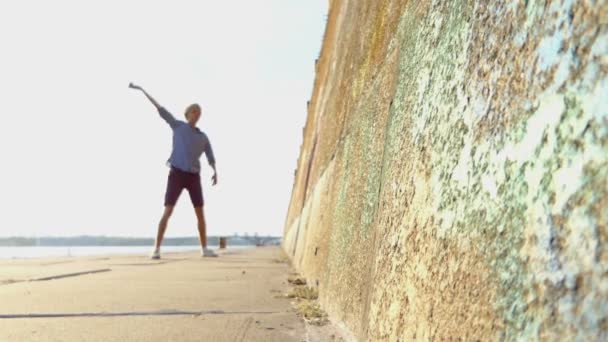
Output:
[205,136,218,186]
[210,164,218,186]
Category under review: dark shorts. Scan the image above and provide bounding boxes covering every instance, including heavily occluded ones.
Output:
[164,167,204,207]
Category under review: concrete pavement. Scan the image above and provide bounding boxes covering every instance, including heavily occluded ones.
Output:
[0,247,342,341]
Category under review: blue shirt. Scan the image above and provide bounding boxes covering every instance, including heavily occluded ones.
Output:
[158,107,215,174]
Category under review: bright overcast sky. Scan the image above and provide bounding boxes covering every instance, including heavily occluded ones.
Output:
[0,1,327,238]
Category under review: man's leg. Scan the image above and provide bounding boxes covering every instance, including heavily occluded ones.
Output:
[153,168,182,258]
[194,207,216,257]
[155,206,174,249]
[194,206,207,249]
[186,174,216,256]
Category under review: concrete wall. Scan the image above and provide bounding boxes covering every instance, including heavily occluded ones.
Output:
[283,1,608,340]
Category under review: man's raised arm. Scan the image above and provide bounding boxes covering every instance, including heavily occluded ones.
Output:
[129,82,178,128]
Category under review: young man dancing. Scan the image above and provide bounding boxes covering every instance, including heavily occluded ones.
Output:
[130,83,218,258]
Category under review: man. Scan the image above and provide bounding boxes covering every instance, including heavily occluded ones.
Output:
[129,83,218,258]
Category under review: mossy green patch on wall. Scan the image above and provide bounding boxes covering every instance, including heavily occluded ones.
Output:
[283,0,608,340]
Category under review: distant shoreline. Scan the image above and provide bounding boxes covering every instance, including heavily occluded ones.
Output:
[0,245,254,259]
[0,235,281,247]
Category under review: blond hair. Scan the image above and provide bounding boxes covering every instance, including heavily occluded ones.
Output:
[184,103,201,118]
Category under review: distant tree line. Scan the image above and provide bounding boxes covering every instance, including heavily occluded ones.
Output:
[0,235,281,247]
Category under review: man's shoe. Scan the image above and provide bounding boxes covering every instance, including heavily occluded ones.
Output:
[202,248,218,258]
[150,249,161,260]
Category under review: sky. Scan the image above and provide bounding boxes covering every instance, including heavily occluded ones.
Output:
[0,0,327,238]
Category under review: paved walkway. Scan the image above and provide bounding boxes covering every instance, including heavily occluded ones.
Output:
[0,247,339,341]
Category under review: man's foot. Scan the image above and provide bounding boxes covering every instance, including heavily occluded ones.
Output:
[202,248,218,258]
[150,249,161,260]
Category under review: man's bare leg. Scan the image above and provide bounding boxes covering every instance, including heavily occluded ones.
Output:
[155,206,174,250]
[195,206,217,257]
[194,206,207,248]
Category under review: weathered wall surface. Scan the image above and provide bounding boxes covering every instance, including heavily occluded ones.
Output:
[284,0,608,340]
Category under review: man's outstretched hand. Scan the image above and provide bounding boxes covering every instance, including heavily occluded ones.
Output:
[129,83,161,109]
[212,173,218,186]
[129,82,142,90]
